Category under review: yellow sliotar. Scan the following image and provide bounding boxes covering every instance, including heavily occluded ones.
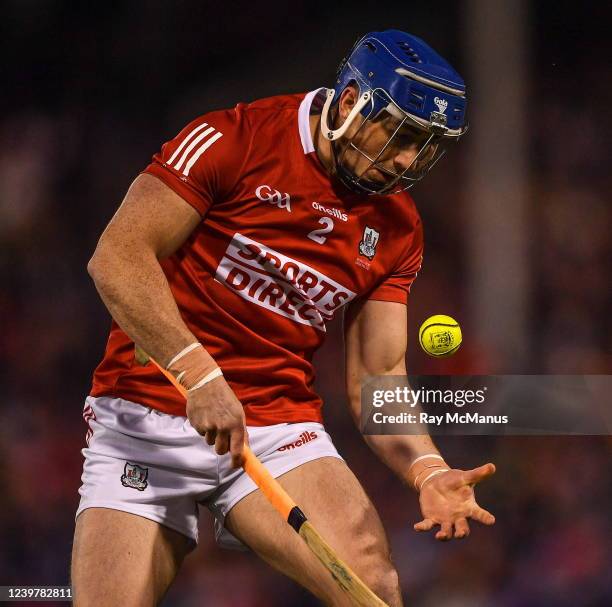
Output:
[419,314,462,357]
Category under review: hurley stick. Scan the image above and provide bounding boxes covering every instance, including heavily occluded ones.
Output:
[135,345,388,607]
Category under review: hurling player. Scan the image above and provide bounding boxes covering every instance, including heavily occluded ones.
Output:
[72,30,496,607]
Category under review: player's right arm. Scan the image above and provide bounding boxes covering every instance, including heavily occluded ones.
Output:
[88,108,251,467]
[88,173,201,364]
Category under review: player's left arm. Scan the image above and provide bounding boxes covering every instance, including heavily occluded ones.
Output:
[344,299,496,541]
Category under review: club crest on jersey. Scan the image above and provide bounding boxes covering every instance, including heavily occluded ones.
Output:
[121,462,148,491]
[255,185,291,213]
[358,226,380,260]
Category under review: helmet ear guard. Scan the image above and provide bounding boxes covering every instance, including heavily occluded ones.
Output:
[320,88,372,141]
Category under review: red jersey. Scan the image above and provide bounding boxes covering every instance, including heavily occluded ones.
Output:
[90,89,424,425]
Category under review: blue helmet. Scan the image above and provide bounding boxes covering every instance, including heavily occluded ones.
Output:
[320,30,468,194]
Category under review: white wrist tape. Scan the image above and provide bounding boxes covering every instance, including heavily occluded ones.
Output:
[166,342,202,369]
[408,453,445,474]
[189,367,223,392]
[418,468,450,491]
[413,464,444,490]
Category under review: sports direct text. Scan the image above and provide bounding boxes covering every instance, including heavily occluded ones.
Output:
[216,233,355,331]
[372,387,486,408]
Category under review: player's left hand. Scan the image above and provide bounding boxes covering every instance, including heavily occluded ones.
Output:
[414,463,496,541]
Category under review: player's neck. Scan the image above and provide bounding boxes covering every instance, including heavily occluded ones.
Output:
[309,113,334,175]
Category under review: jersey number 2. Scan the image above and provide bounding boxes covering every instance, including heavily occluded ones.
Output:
[307,217,334,244]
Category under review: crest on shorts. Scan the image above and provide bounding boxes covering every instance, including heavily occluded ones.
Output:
[121,462,149,491]
[358,226,380,260]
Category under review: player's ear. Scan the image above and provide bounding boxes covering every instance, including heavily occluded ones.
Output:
[338,84,358,122]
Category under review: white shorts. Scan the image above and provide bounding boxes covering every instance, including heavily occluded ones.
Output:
[76,396,342,550]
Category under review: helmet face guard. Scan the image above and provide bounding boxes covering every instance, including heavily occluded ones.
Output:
[321,30,468,195]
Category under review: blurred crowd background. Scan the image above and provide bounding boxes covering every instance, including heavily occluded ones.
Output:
[1,1,610,606]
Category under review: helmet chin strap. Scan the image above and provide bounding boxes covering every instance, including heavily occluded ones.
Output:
[316,92,356,189]
[320,88,372,141]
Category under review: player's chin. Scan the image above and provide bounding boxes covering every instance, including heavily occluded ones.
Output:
[364,167,389,183]
[358,168,394,190]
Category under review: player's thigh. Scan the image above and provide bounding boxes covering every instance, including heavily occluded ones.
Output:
[71,507,193,607]
[225,457,402,606]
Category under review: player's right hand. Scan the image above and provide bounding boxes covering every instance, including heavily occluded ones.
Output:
[186,376,248,468]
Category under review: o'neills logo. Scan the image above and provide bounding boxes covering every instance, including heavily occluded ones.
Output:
[215,233,356,332]
[278,431,318,452]
[312,201,348,222]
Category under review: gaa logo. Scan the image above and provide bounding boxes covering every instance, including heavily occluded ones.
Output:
[255,185,292,213]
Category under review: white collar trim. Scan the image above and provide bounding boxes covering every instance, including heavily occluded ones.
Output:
[298,88,327,154]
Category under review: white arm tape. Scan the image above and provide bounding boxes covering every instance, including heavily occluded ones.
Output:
[166,343,202,369]
[418,468,450,491]
[189,367,223,392]
[408,453,445,474]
